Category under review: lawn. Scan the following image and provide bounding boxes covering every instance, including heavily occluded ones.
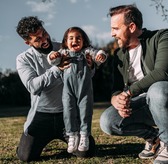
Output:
[0,103,153,164]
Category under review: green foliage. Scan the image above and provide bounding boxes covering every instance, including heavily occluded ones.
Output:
[92,55,113,102]
[0,71,30,106]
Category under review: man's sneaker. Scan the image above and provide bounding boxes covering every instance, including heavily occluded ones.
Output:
[154,141,168,164]
[139,137,160,159]
[78,134,89,152]
[67,134,79,153]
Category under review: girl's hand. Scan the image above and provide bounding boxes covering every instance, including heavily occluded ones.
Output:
[49,51,61,60]
[95,54,106,63]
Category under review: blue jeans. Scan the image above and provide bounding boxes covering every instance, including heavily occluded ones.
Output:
[100,81,168,144]
[63,54,93,136]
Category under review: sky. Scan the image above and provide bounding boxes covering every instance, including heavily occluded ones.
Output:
[1,0,168,71]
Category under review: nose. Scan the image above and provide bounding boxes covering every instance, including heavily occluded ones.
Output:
[74,37,78,42]
[41,35,47,42]
[111,29,115,37]
[41,36,49,45]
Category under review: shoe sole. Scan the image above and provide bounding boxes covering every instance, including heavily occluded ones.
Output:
[139,147,160,159]
[139,155,156,159]
[78,147,89,152]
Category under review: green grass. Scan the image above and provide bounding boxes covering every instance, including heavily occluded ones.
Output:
[0,103,153,164]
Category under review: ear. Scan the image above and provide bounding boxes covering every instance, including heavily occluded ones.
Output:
[129,22,136,33]
[25,40,31,46]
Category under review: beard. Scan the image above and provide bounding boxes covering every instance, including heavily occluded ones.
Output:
[117,35,131,49]
[122,29,132,49]
[33,37,53,54]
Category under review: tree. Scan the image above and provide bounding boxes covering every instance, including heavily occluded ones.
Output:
[0,71,30,106]
[151,0,168,21]
[92,41,118,102]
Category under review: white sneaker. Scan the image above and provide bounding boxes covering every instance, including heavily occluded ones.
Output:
[78,134,89,152]
[154,141,168,164]
[67,134,79,153]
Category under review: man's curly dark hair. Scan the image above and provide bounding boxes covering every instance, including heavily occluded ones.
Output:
[16,16,44,40]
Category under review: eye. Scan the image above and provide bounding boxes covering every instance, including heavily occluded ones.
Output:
[34,37,41,42]
[68,37,73,40]
[77,36,81,40]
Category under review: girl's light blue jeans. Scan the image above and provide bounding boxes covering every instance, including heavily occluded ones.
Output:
[100,81,168,144]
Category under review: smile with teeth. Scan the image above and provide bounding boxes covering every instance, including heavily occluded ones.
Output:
[42,42,49,48]
[72,44,78,47]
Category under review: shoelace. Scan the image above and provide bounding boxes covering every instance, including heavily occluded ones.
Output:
[79,137,88,147]
[69,137,76,146]
[146,132,163,151]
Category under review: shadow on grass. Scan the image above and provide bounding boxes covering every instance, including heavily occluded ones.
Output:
[32,143,144,161]
[0,102,109,118]
[40,148,72,161]
[0,102,110,118]
[96,143,144,158]
[0,106,29,118]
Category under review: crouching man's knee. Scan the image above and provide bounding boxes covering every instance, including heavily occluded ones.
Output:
[147,81,168,104]
[100,106,123,136]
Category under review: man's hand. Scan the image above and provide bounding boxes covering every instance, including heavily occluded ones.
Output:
[111,91,132,118]
[85,53,94,69]
[58,54,71,71]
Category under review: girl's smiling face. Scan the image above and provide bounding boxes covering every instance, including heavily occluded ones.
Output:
[66,31,84,52]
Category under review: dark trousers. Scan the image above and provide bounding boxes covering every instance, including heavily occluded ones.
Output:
[16,111,95,162]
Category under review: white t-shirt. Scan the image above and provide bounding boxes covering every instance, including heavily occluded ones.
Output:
[128,44,144,84]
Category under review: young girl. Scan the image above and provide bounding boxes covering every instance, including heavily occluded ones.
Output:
[47,27,108,153]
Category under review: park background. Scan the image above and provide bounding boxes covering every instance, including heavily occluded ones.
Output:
[0,0,168,163]
[1,0,168,106]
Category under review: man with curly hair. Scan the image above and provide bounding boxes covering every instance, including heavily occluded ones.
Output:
[16,16,95,162]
